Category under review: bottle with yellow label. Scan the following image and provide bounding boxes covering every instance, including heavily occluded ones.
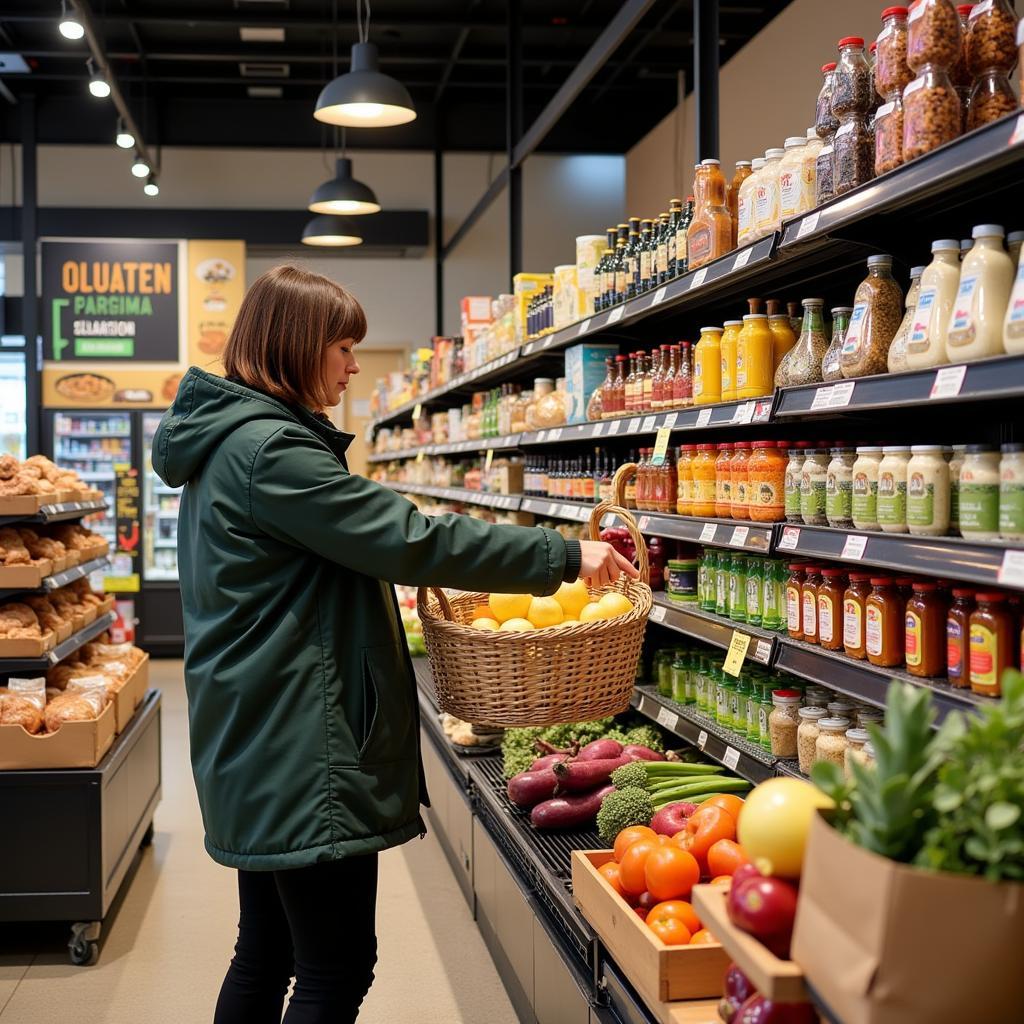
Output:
[719,320,742,402]
[736,313,774,398]
[693,326,723,405]
[969,593,1014,697]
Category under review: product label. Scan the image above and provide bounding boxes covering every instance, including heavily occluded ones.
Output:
[716,569,728,609]
[907,472,935,526]
[759,705,770,735]
[905,610,922,667]
[825,471,852,522]
[780,168,800,219]
[754,181,779,233]
[908,287,937,349]
[950,478,960,528]
[737,194,751,242]
[803,591,817,639]
[787,585,801,631]
[1007,263,1024,339]
[640,250,652,283]
[877,471,907,526]
[736,478,749,507]
[866,604,883,657]
[800,470,826,518]
[852,475,877,524]
[841,303,868,356]
[755,479,781,508]
[818,594,835,643]
[959,483,999,532]
[720,354,732,392]
[694,479,717,506]
[969,623,997,687]
[844,599,863,648]
[717,686,729,718]
[999,482,1024,535]
[747,575,762,617]
[688,225,713,266]
[657,241,668,277]
[784,467,802,515]
[747,696,760,734]
[736,349,747,389]
[947,619,965,679]
[947,275,979,344]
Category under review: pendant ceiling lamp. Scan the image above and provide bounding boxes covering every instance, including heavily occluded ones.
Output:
[308,156,380,215]
[301,214,363,247]
[314,1,416,128]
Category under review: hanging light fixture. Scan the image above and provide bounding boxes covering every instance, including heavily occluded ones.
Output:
[58,0,84,40]
[87,58,110,98]
[131,154,150,178]
[115,117,135,149]
[314,0,416,128]
[143,175,159,197]
[301,214,363,247]
[308,156,380,215]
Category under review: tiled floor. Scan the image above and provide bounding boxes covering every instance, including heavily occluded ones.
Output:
[0,660,518,1024]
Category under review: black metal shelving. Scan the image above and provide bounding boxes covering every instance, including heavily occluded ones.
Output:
[0,611,116,674]
[380,481,523,511]
[649,594,778,666]
[0,499,108,528]
[0,556,110,603]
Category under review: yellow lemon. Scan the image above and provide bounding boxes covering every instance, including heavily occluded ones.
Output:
[472,604,495,621]
[557,618,579,627]
[527,596,564,628]
[553,579,590,618]
[499,617,536,632]
[597,592,634,618]
[488,592,532,623]
[578,602,605,623]
[471,618,500,631]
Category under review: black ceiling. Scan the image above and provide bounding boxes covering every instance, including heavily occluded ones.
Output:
[0,1,792,153]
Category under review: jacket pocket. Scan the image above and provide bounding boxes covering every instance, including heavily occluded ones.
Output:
[358,643,414,765]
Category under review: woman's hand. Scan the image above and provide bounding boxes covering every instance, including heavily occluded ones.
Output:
[578,540,641,589]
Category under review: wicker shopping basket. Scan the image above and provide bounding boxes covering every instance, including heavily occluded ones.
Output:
[417,499,652,727]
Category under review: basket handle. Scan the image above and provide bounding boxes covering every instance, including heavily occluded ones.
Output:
[612,462,637,508]
[589,501,649,582]
[417,586,455,621]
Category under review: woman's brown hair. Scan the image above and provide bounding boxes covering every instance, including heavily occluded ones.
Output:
[223,264,367,409]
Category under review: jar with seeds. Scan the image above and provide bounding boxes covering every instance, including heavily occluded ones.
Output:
[840,255,905,378]
[903,64,962,162]
[906,0,961,73]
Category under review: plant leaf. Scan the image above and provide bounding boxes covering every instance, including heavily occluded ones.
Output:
[985,802,1021,831]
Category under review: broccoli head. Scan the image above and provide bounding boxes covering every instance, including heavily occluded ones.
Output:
[610,761,650,790]
[596,787,655,845]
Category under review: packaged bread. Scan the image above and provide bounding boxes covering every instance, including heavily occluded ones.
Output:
[0,602,41,638]
[44,679,107,732]
[0,692,44,734]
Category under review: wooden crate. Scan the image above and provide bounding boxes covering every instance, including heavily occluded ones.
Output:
[0,560,53,589]
[0,494,43,517]
[112,655,150,733]
[692,885,808,1003]
[572,851,728,1004]
[0,630,56,658]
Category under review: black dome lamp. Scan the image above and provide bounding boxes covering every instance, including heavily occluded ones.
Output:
[308,156,380,215]
[301,214,364,248]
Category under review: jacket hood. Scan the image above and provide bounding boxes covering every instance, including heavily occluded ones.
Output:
[153,367,354,488]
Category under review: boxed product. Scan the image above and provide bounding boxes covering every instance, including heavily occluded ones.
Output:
[793,812,1024,1024]
[460,296,493,328]
[512,273,553,344]
[564,341,619,424]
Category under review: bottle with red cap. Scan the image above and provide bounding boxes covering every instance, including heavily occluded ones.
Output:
[875,7,913,98]
[833,36,873,116]
[815,62,840,138]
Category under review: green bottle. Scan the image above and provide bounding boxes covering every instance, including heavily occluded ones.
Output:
[716,669,733,730]
[758,682,774,751]
[746,677,762,744]
[732,675,749,737]
[672,650,690,704]
[695,656,709,713]
[701,550,717,611]
[655,649,674,696]
[729,554,748,623]
[715,554,728,616]
[761,559,785,631]
[745,558,763,627]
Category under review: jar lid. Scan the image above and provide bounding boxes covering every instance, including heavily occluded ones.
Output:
[787,562,806,571]
[701,158,721,166]
[752,440,777,449]
[765,148,785,158]
[718,442,734,451]
[700,326,723,334]
[837,36,865,47]
[799,706,828,720]
[830,306,854,314]
[961,239,973,250]
[777,441,792,450]
[951,587,974,598]
[894,576,915,585]
[772,690,802,703]
[1008,231,1024,244]
[806,127,818,138]
[855,445,883,453]
[975,592,1007,602]
[534,377,555,385]
[848,572,873,581]
[830,445,854,454]
[801,297,824,305]
[793,441,813,449]
[1001,442,1024,453]
[821,62,837,73]
[965,443,998,453]
[828,700,855,710]
[784,136,806,148]
[956,4,975,13]
[724,319,743,326]
[881,6,909,17]
[869,42,877,52]
[846,727,871,742]
[930,239,960,255]
[911,444,944,453]
[697,443,718,451]
[752,158,765,169]
[910,266,926,277]
[736,160,752,167]
[820,717,852,730]
[912,581,937,592]
[743,313,769,320]
[972,224,1004,238]
[866,254,893,266]
[804,565,823,574]
[870,576,892,586]
[821,568,847,577]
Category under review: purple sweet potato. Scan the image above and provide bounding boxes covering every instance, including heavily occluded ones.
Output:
[575,738,624,761]
[551,755,632,791]
[621,744,666,762]
[530,784,616,830]
[529,753,571,772]
[507,768,559,809]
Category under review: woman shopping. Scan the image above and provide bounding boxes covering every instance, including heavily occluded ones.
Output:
[153,264,637,1024]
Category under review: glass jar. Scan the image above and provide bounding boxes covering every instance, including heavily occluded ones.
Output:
[826,446,856,528]
[687,159,733,270]
[907,0,962,72]
[775,298,829,387]
[903,65,961,163]
[801,447,830,526]
[815,717,852,767]
[852,446,884,530]
[887,264,924,372]
[907,444,951,536]
[878,445,912,533]
[746,558,764,626]
[728,163,753,249]
[828,700,858,721]
[767,300,797,375]
[730,442,752,521]
[822,306,853,381]
[728,554,749,623]
[969,592,1014,697]
[815,61,840,137]
[844,727,871,781]
[844,572,874,659]
[874,94,905,176]
[802,565,823,644]
[965,0,1019,76]
[947,587,975,687]
[667,559,699,606]
[736,157,764,246]
[818,568,848,650]
[815,134,836,206]
[907,239,961,369]
[947,224,1014,362]
[833,114,874,195]
[840,255,905,378]
[677,445,695,515]
[959,444,1000,539]
[875,6,913,98]
[832,36,874,116]
[736,314,774,398]
[967,68,1017,130]
[778,136,808,222]
[797,706,828,774]
[905,581,948,677]
[754,149,785,239]
[693,326,723,405]
[951,3,974,93]
[748,442,786,522]
[715,443,734,517]
[999,442,1024,542]
[720,320,742,402]
[949,444,966,533]
[786,563,806,640]
[769,690,803,757]
[785,443,809,523]
[866,577,905,667]
[762,559,786,632]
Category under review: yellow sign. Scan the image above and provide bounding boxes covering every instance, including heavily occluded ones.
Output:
[186,240,246,376]
[43,367,186,409]
[485,448,494,471]
[723,631,751,677]
[104,573,140,593]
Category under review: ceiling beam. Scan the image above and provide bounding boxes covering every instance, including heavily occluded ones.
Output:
[590,0,684,102]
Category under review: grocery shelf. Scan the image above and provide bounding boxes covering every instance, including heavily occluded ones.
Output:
[632,685,777,785]
[774,522,1024,591]
[633,512,773,553]
[0,610,116,673]
[381,480,523,511]
[520,496,598,524]
[369,433,524,463]
[774,759,807,781]
[0,556,111,603]
[648,595,779,667]
[0,499,109,528]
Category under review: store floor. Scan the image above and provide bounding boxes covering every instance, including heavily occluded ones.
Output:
[0,660,518,1024]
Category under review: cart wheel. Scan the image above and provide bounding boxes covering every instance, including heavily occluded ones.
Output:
[140,822,155,848]
[69,935,98,966]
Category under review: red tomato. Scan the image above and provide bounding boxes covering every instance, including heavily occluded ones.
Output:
[613,825,657,864]
[647,916,692,946]
[707,838,750,878]
[644,846,701,901]
[645,900,701,935]
[619,838,659,896]
[679,805,737,875]
[598,860,627,899]
[700,793,745,820]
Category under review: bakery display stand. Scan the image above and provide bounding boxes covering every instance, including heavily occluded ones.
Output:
[0,501,163,966]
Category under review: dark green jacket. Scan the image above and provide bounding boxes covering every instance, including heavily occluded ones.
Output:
[153,368,577,870]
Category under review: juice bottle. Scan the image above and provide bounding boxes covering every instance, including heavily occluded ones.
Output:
[693,327,723,405]
[720,320,742,402]
[736,313,774,398]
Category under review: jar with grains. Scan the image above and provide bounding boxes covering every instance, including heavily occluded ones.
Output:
[785,443,809,522]
[832,37,873,116]
[833,114,874,195]
[801,449,830,526]
[797,706,828,774]
[874,94,905,175]
[903,65,962,162]
[844,727,871,780]
[815,62,840,137]
[876,7,914,97]
[826,445,856,528]
[1000,442,1024,542]
[815,717,852,767]
[769,690,803,757]
[828,700,857,720]
[951,5,974,89]
[887,265,924,372]
[775,298,829,386]
[967,68,1017,129]
[748,442,786,522]
[907,0,961,72]
[966,0,1019,76]
[822,305,853,381]
[840,255,904,378]
[815,136,836,205]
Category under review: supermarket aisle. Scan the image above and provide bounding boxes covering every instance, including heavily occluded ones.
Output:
[0,660,518,1024]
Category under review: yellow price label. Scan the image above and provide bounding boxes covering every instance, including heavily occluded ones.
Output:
[416,450,425,463]
[722,631,751,677]
[485,448,494,471]
[412,403,422,421]
[650,426,672,466]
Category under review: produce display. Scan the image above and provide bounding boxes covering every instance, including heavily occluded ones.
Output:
[465,581,633,633]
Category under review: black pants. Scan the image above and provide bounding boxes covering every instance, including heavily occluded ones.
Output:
[214,854,379,1024]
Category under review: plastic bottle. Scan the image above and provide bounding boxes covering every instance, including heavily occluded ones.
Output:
[736,313,774,398]
[720,321,742,403]
[754,149,785,240]
[693,327,723,405]
[1003,230,1024,353]
[778,136,808,222]
[946,224,1014,362]
[906,239,961,369]
[737,158,764,247]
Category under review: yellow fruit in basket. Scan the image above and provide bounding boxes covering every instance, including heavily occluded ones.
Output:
[579,602,605,623]
[597,592,634,618]
[471,617,500,631]
[559,618,579,627]
[489,593,532,623]
[554,579,590,618]
[527,596,564,628]
[499,617,536,632]
[472,605,495,620]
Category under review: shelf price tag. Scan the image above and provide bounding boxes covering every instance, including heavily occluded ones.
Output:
[651,286,667,307]
[730,525,749,547]
[662,412,678,429]
[697,730,709,751]
[732,247,753,271]
[412,403,422,421]
[753,400,772,422]
[796,211,820,239]
[649,604,667,623]
[828,381,856,407]
[695,407,713,427]
[731,402,756,424]
[929,364,967,399]
[810,385,834,410]
[754,638,773,663]
[642,416,657,432]
[485,449,494,471]
[607,306,625,325]
[416,450,425,463]
[778,526,801,550]
[997,550,1024,587]
[841,534,869,560]
[537,430,548,442]
[651,426,672,466]
[591,422,604,437]
[627,417,642,433]
[577,319,592,336]
[606,420,621,435]
[722,747,741,771]
[656,706,679,731]
[1009,113,1024,147]
[699,523,718,543]
[549,427,563,441]
[723,631,752,677]
[689,267,709,290]
[638,515,651,530]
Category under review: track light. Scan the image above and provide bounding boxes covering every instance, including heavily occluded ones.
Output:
[58,0,84,40]
[87,59,110,98]
[131,155,150,178]
[307,158,381,215]
[144,175,159,197]
[301,215,363,247]
[115,118,135,149]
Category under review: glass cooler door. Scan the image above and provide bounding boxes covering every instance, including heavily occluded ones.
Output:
[142,410,180,581]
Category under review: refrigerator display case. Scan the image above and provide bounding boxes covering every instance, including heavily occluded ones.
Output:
[0,345,28,460]
[142,411,181,582]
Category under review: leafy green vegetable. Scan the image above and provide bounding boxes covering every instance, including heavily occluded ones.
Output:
[596,787,654,844]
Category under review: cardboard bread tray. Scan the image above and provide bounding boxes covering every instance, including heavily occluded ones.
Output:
[0,494,43,517]
[112,654,150,733]
[0,698,116,770]
[0,559,54,590]
[0,630,57,658]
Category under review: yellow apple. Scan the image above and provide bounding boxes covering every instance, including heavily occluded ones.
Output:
[527,596,564,628]
[553,579,590,618]
[499,617,536,633]
[489,593,532,623]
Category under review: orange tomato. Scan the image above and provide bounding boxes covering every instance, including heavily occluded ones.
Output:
[619,838,660,896]
[644,846,701,901]
[647,917,692,946]
[679,805,737,875]
[710,875,733,888]
[598,861,627,899]
[646,900,702,935]
[613,825,658,864]
[700,793,745,820]
[707,838,750,878]
[689,928,717,945]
